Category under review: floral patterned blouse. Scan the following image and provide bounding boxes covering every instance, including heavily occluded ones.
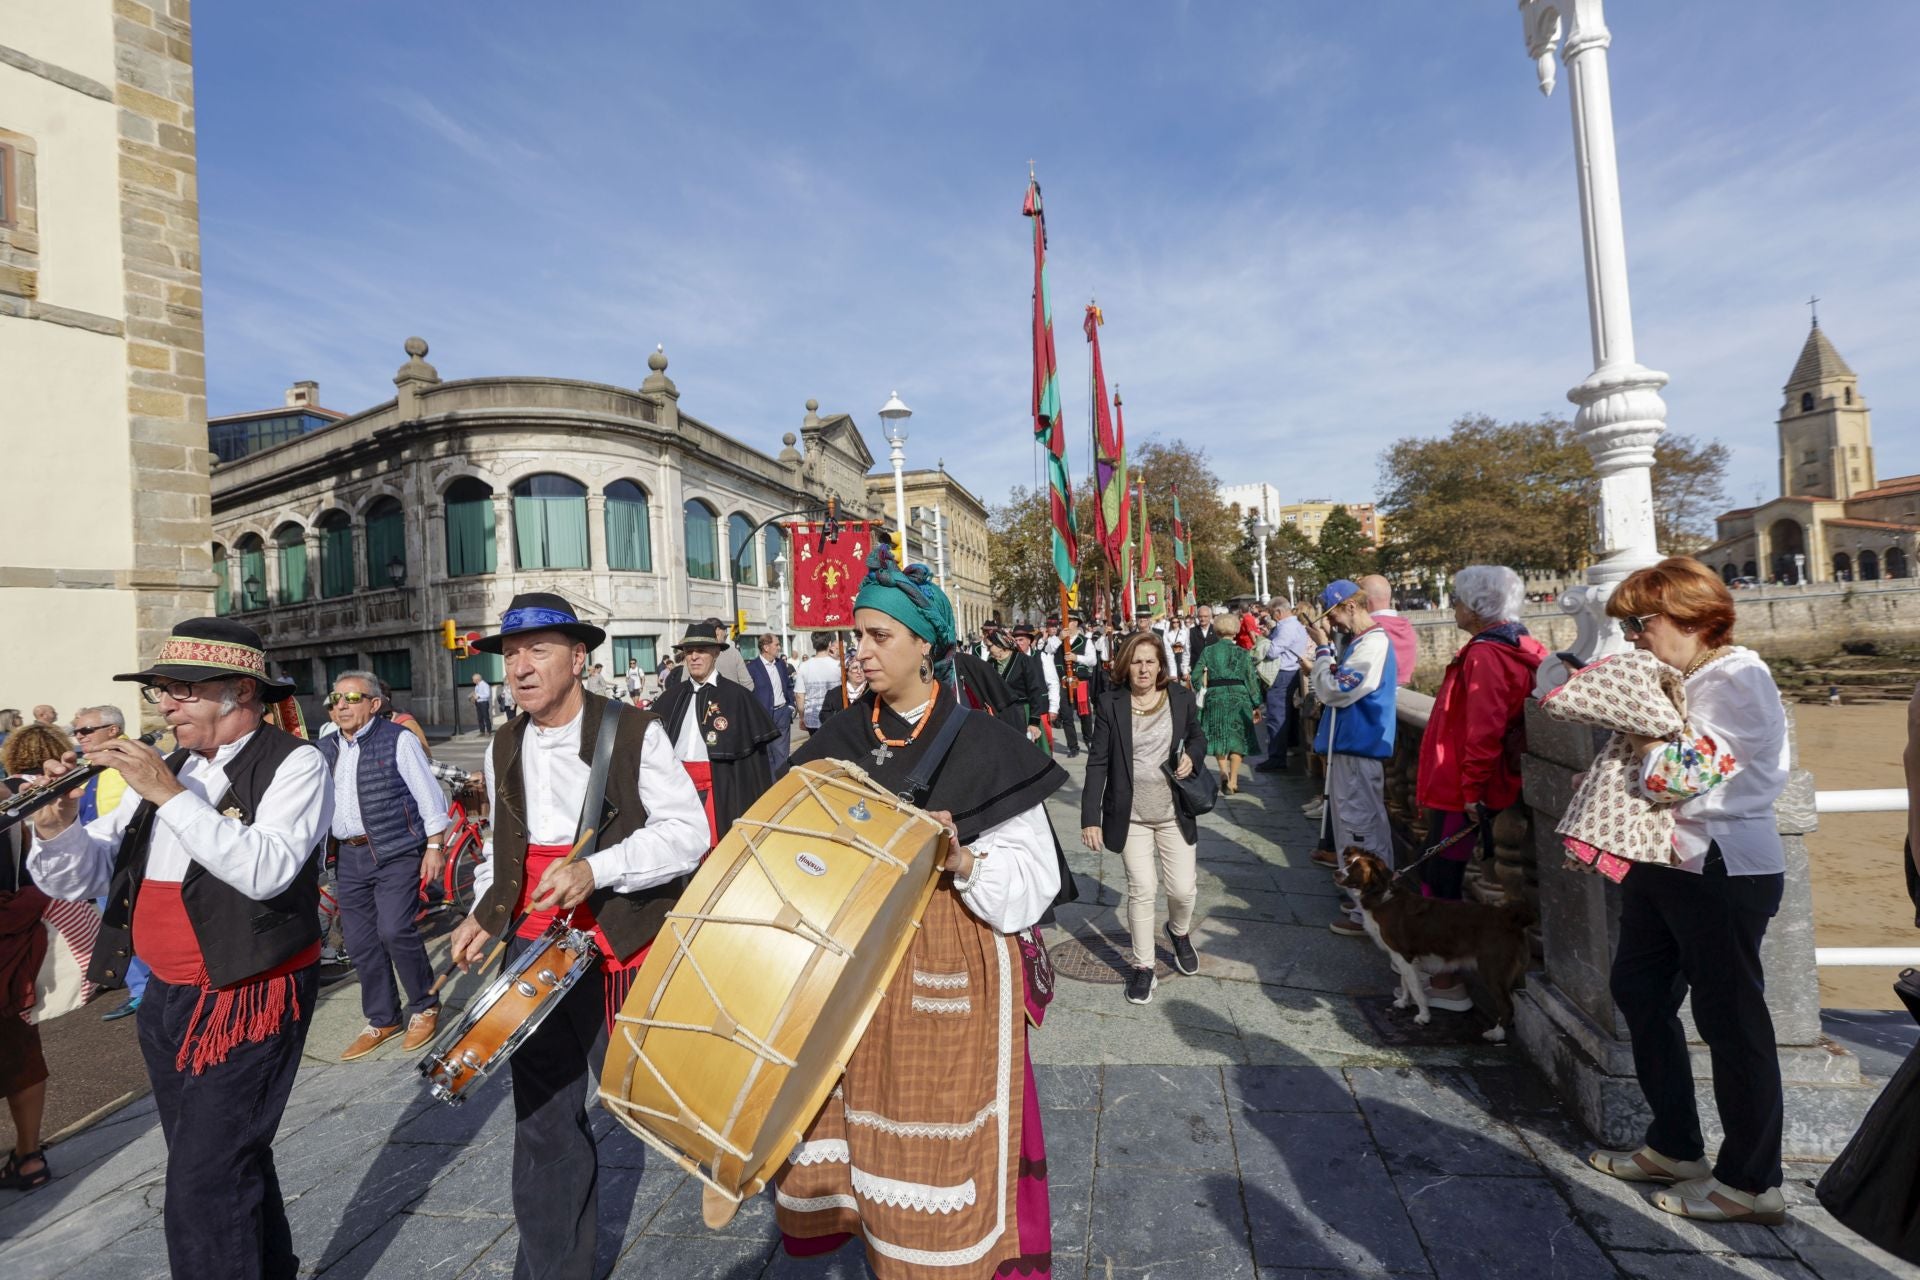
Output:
[1636,646,1789,875]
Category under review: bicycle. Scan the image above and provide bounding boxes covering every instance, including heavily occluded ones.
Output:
[318,777,489,956]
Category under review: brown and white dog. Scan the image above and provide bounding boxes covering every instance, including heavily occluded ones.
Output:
[1333,850,1535,1043]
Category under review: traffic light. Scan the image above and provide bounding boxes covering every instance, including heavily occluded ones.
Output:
[735,608,749,638]
[890,529,905,564]
[441,618,457,650]
[453,631,480,660]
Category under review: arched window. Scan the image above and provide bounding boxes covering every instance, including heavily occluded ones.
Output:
[212,543,231,615]
[236,534,267,611]
[729,512,757,585]
[445,477,497,577]
[605,480,652,572]
[1742,560,1757,579]
[1833,552,1852,582]
[364,497,407,589]
[512,474,589,570]
[1845,387,1853,405]
[274,523,309,604]
[1800,392,1815,412]
[764,523,786,585]
[1860,549,1880,581]
[683,499,719,581]
[1887,548,1910,580]
[1720,563,1736,583]
[318,510,354,597]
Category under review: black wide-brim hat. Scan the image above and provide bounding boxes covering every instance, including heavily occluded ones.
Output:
[673,619,729,651]
[474,592,607,654]
[114,617,298,692]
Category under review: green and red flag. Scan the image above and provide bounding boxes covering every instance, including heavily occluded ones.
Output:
[1025,171,1078,592]
[1138,477,1163,618]
[1086,304,1128,589]
[1171,482,1191,614]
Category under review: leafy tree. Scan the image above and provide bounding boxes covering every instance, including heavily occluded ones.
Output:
[1314,506,1378,583]
[987,485,1058,618]
[1652,434,1731,551]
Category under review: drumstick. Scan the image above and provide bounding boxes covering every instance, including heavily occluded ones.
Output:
[429,826,599,996]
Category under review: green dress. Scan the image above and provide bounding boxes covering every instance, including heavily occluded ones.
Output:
[1197,640,1261,757]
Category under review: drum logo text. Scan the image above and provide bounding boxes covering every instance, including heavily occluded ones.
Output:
[795,851,829,877]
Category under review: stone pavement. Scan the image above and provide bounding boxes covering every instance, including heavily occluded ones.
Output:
[3,739,1916,1278]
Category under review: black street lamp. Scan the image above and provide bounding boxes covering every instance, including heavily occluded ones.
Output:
[243,573,264,610]
[386,556,407,589]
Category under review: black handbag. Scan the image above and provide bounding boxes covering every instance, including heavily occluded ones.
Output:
[1163,740,1218,816]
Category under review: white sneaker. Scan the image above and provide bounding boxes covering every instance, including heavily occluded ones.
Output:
[1424,984,1475,1013]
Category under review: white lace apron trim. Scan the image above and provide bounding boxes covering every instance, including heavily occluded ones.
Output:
[910,993,972,1015]
[852,1168,978,1215]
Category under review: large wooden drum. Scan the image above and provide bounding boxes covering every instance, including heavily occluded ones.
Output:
[598,760,946,1225]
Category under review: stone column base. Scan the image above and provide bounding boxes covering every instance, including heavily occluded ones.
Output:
[1515,979,1881,1160]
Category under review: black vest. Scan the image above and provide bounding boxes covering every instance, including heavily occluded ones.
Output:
[90,724,323,990]
[476,694,680,960]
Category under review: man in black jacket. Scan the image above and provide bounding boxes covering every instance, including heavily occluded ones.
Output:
[1187,603,1218,664]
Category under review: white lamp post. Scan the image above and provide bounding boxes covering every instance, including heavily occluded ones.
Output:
[1793,551,1806,587]
[1286,574,1297,608]
[879,391,912,555]
[775,550,789,653]
[1521,0,1669,681]
[1251,518,1273,601]
[933,503,948,588]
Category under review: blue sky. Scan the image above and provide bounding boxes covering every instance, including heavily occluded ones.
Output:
[196,3,1920,517]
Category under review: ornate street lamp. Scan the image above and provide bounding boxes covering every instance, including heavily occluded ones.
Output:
[386,556,407,589]
[879,391,912,553]
[243,573,264,610]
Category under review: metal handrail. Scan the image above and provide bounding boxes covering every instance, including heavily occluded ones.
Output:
[1814,789,1909,814]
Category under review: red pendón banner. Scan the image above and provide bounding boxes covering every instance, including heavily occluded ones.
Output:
[787,520,876,629]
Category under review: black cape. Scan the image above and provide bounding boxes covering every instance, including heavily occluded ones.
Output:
[650,676,777,840]
[951,652,1029,736]
[791,688,1079,910]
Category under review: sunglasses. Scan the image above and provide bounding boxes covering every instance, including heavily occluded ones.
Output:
[72,723,116,736]
[324,691,377,707]
[1620,613,1658,636]
[140,681,220,704]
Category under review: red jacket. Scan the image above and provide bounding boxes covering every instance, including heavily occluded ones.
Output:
[1416,626,1547,813]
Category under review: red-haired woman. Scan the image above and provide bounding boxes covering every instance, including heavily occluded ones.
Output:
[1585,558,1792,1225]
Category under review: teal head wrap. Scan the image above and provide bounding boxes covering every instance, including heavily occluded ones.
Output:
[853,545,955,655]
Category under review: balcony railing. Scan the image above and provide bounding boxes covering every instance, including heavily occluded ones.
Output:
[1811,787,1913,968]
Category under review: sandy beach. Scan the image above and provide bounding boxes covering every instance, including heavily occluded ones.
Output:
[1798,698,1916,1010]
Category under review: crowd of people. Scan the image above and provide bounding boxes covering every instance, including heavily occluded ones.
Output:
[0,553,1886,1256]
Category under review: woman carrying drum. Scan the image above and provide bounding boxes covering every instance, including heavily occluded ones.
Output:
[775,547,1071,1280]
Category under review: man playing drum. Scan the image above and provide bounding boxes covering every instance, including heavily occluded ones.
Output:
[447,593,709,1280]
[777,549,1075,1280]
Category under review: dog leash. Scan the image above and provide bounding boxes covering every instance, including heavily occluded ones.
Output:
[1387,817,1484,888]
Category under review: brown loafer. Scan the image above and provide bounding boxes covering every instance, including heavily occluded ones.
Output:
[1311,848,1338,868]
[341,1024,402,1061]
[402,1008,440,1052]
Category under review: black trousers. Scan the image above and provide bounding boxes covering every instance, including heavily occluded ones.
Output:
[1611,846,1786,1193]
[1061,699,1081,753]
[505,935,608,1280]
[337,841,437,1028]
[138,964,317,1280]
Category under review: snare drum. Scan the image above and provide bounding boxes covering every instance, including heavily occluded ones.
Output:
[418,921,598,1105]
[598,760,946,1225]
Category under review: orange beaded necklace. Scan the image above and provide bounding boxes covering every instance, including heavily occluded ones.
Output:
[868,679,938,767]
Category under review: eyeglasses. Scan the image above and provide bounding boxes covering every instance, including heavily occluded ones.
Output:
[71,723,116,736]
[324,691,376,707]
[140,681,216,704]
[1620,613,1658,636]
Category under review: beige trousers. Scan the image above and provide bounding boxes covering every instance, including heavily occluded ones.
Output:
[1121,816,1198,969]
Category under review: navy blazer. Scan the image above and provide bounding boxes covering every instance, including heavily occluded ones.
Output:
[747,654,796,714]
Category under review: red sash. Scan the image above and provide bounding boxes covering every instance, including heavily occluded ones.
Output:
[683,761,719,846]
[514,843,649,972]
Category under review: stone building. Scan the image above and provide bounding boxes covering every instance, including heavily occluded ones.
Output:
[0,1,210,726]
[208,341,953,725]
[1272,500,1383,546]
[1706,320,1918,584]
[863,466,993,637]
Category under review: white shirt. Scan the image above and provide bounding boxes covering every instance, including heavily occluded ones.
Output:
[797,654,842,728]
[1024,646,1061,715]
[673,673,724,764]
[626,666,644,695]
[472,709,708,898]
[760,657,788,707]
[473,679,492,704]
[329,723,453,842]
[1635,647,1789,876]
[892,698,1060,934]
[30,730,334,901]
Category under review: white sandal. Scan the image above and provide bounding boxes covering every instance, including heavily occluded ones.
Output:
[1586,1145,1712,1184]
[1651,1176,1788,1225]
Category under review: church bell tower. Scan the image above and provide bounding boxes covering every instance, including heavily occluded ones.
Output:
[1777,317,1874,500]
